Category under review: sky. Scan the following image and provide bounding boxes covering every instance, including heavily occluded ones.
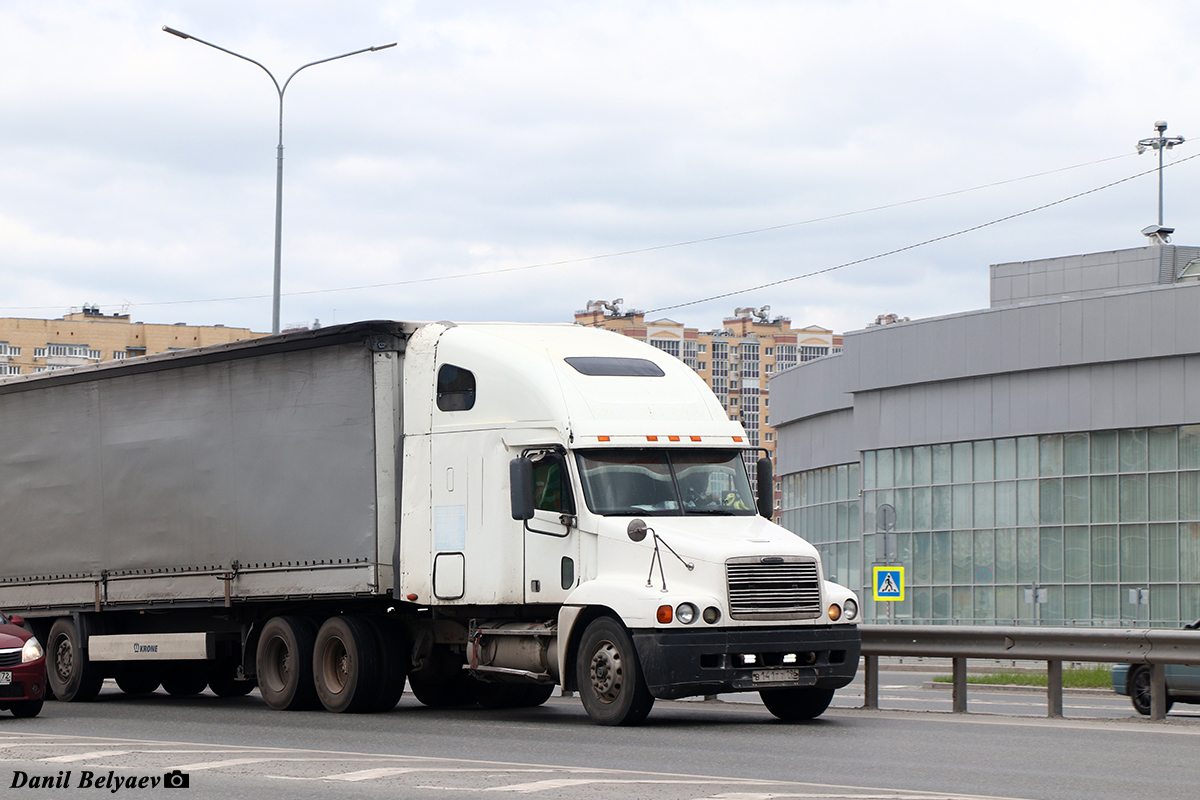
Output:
[2,1,1199,336]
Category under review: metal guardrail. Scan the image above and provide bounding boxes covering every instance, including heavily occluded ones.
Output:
[859,624,1200,720]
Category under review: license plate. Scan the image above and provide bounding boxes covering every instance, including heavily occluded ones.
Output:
[752,669,800,685]
[0,671,11,685]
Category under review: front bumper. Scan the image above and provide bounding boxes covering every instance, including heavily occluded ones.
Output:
[631,624,860,700]
[0,661,46,706]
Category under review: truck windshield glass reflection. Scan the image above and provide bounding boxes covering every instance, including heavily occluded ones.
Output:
[574,449,756,516]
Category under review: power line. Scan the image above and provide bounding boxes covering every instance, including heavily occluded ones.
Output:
[0,150,1147,314]
[646,152,1200,314]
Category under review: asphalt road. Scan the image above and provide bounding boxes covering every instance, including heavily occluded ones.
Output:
[0,677,1195,800]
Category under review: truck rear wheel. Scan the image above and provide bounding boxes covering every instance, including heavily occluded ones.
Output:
[575,617,654,726]
[409,647,476,707]
[759,687,835,721]
[313,616,380,713]
[256,616,319,710]
[474,681,555,709]
[47,618,104,702]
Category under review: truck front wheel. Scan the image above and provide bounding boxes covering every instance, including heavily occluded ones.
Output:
[313,616,380,713]
[47,618,104,702]
[575,617,654,726]
[256,616,319,710]
[760,687,835,721]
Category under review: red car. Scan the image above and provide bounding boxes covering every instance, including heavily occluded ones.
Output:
[0,611,46,717]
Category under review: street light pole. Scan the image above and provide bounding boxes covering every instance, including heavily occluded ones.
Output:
[163,26,396,334]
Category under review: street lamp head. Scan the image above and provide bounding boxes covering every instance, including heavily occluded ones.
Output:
[162,25,192,40]
[371,42,398,51]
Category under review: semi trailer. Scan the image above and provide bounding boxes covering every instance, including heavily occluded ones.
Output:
[0,320,859,725]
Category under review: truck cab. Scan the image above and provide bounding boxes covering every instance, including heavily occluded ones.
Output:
[399,322,860,724]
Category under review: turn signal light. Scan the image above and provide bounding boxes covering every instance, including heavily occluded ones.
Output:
[828,603,842,621]
[656,605,673,624]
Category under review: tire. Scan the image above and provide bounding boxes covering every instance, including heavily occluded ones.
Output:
[366,619,408,712]
[256,616,320,711]
[46,618,104,702]
[574,617,654,726]
[1128,665,1173,716]
[759,687,835,721]
[115,666,161,695]
[313,616,381,713]
[409,647,476,708]
[10,699,44,718]
[161,664,208,696]
[473,681,556,709]
[207,663,256,698]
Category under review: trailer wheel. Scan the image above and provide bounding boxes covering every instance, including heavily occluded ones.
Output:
[256,616,319,710]
[759,687,835,721]
[575,617,654,726]
[161,664,209,696]
[366,619,409,712]
[46,618,104,702]
[313,616,381,713]
[115,666,161,695]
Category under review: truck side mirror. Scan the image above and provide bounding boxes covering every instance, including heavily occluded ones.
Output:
[756,456,773,519]
[510,457,535,520]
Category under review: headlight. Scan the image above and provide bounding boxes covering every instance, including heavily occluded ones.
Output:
[702,606,721,624]
[22,637,44,663]
[676,603,698,625]
[828,603,842,622]
[843,598,859,621]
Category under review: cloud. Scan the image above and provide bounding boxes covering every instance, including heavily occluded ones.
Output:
[1,1,1198,335]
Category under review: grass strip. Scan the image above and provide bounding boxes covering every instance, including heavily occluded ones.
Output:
[931,665,1113,689]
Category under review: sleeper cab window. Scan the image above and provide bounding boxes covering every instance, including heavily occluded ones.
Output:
[437,364,476,411]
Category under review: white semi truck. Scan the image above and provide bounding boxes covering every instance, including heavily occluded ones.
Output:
[0,320,859,725]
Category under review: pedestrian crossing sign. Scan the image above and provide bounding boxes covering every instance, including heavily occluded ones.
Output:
[873,566,904,601]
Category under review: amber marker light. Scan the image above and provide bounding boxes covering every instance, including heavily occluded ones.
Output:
[828,604,842,621]
[656,605,674,624]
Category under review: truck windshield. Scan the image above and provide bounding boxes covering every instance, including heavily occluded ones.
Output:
[574,449,756,516]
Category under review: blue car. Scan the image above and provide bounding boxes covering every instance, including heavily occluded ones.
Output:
[1112,619,1200,716]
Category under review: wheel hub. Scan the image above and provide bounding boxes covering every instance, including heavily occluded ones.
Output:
[588,640,623,704]
[53,638,73,682]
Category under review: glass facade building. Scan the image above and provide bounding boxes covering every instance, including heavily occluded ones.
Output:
[782,426,1200,625]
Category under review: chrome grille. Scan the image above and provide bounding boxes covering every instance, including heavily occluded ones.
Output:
[0,648,21,668]
[726,556,821,620]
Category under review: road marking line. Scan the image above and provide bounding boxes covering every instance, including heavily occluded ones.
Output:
[483,778,736,793]
[41,751,132,763]
[322,768,418,781]
[168,757,277,771]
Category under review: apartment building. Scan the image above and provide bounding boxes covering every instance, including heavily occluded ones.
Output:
[0,305,265,377]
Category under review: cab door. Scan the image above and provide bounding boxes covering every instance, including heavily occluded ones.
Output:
[522,449,581,603]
